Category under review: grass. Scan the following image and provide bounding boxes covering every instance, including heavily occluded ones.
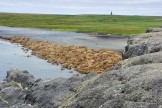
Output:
[0,12,162,35]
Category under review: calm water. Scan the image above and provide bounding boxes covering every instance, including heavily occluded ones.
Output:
[0,39,78,81]
[0,26,128,80]
[0,26,128,52]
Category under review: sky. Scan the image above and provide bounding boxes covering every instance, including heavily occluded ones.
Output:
[0,0,162,16]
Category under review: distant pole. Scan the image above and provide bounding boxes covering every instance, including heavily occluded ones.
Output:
[111,11,112,15]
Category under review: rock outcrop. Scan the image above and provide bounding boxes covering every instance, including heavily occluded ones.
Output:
[123,30,162,59]
[1,27,162,108]
[0,68,100,108]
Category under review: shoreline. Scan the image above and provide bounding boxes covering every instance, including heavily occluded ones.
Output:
[0,26,128,52]
[1,36,122,73]
[0,25,130,38]
[0,39,80,80]
[1,27,162,107]
[0,25,130,37]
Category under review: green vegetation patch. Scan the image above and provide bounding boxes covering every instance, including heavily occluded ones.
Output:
[0,13,162,35]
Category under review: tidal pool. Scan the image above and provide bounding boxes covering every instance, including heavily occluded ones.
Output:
[0,39,78,81]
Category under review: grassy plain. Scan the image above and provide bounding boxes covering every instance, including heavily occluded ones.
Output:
[0,13,162,35]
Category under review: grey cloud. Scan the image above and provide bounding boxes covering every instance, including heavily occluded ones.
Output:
[0,0,162,16]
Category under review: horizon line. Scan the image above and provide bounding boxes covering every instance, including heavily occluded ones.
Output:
[0,11,162,17]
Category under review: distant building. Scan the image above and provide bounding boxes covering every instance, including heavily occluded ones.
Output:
[111,11,113,15]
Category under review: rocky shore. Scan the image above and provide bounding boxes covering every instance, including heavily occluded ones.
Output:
[1,27,162,108]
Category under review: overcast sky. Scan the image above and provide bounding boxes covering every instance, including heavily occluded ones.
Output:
[0,0,162,16]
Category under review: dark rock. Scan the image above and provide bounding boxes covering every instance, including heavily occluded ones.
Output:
[146,27,162,33]
[0,69,99,108]
[123,43,148,59]
[123,32,162,59]
[5,68,36,88]
[150,43,161,53]
[0,69,37,108]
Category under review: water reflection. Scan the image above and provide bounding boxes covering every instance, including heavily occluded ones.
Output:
[0,40,78,81]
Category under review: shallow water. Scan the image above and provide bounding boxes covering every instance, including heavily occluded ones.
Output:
[0,26,128,80]
[0,26,128,51]
[0,40,78,81]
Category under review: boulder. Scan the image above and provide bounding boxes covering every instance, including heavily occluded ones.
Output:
[0,69,36,108]
[5,68,36,88]
[123,31,162,59]
[0,68,99,108]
